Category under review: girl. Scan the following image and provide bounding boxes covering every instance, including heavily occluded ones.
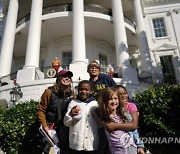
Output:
[114,85,144,154]
[97,87,138,154]
[64,80,99,154]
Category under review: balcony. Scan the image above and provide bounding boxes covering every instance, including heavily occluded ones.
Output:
[16,3,136,29]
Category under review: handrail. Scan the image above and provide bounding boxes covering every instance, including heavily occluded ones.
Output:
[0,66,177,86]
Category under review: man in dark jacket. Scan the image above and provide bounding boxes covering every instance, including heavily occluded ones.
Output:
[87,60,116,99]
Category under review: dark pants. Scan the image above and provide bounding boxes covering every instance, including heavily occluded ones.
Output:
[98,127,110,154]
[57,126,70,154]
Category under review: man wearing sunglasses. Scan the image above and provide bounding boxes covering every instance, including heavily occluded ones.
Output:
[87,60,116,154]
[87,60,116,99]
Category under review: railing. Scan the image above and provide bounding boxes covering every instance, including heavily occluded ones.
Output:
[84,4,135,29]
[16,3,136,29]
[42,4,72,15]
[17,4,73,28]
[40,65,111,79]
[16,14,30,28]
[84,4,112,15]
[0,68,178,87]
[0,64,113,81]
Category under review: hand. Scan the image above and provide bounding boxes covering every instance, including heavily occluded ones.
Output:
[44,127,49,133]
[92,108,100,120]
[104,122,118,132]
[92,109,105,126]
[70,106,80,117]
[137,148,144,154]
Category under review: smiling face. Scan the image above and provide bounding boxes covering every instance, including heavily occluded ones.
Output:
[87,62,100,78]
[58,75,72,86]
[117,87,128,104]
[108,92,119,113]
[78,83,92,101]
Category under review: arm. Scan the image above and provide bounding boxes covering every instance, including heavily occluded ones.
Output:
[133,129,144,148]
[64,101,79,127]
[37,89,51,130]
[105,111,138,132]
[92,108,105,126]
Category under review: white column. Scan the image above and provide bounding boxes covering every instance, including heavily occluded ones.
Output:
[24,0,43,68]
[112,0,138,84]
[72,0,86,64]
[0,0,18,78]
[16,0,44,82]
[112,0,130,67]
[133,0,152,73]
[69,0,89,81]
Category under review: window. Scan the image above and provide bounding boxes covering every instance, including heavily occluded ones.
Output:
[99,54,107,73]
[152,18,167,38]
[160,55,176,84]
[62,52,72,70]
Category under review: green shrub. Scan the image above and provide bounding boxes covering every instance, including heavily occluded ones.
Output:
[0,100,43,154]
[133,84,180,153]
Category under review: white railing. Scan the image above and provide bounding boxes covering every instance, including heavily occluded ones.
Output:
[16,3,136,29]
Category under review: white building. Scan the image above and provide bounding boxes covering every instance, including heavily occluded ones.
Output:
[0,0,179,105]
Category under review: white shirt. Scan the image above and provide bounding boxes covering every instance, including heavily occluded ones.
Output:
[64,99,99,151]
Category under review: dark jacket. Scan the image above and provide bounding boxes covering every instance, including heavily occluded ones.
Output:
[90,73,116,97]
[38,87,72,149]
[46,90,72,128]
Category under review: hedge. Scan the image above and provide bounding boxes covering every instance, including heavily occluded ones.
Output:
[133,84,180,154]
[0,100,43,154]
[0,84,180,154]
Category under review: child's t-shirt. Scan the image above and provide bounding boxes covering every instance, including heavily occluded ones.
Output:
[125,102,138,113]
[125,102,144,148]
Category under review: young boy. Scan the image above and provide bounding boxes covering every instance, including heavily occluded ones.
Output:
[64,80,99,154]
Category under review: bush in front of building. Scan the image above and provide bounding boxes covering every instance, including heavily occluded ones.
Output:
[0,100,43,153]
[133,84,180,154]
[0,84,180,153]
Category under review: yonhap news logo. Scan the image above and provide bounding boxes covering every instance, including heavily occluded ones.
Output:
[139,137,180,144]
[119,133,135,148]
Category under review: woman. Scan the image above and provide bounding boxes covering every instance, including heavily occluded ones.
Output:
[37,69,74,154]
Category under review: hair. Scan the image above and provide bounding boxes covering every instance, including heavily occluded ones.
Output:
[98,87,125,122]
[113,85,129,101]
[77,80,94,92]
[113,85,128,94]
[114,85,139,110]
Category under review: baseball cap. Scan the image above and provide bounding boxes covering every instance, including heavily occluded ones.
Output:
[58,69,73,78]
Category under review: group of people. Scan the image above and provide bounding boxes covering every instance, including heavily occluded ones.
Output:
[37,61,144,154]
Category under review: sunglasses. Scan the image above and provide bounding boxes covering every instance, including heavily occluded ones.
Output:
[88,64,100,69]
[59,75,71,78]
